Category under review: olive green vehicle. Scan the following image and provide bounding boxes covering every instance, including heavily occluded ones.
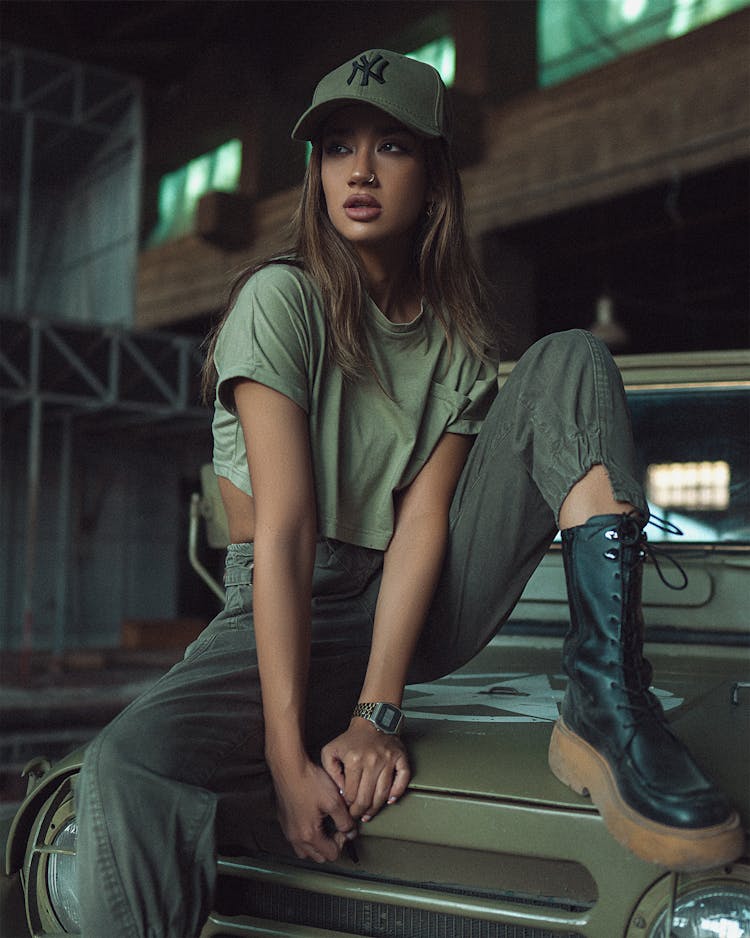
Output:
[2,351,749,937]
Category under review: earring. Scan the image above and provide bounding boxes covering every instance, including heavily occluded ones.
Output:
[426,202,435,218]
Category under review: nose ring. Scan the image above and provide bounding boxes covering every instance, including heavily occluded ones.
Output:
[366,173,376,184]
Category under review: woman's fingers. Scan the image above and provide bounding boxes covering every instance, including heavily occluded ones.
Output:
[323,728,410,821]
[321,746,347,792]
[274,760,355,863]
[387,751,411,803]
[360,766,396,822]
[325,789,357,841]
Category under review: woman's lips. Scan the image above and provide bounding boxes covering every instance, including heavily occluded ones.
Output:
[344,194,382,221]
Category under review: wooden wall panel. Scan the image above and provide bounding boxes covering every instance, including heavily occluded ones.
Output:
[136,188,299,330]
[463,9,750,235]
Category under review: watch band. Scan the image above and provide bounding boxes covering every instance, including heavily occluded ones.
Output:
[352,701,405,735]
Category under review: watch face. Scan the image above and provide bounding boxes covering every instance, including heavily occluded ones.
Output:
[376,703,402,733]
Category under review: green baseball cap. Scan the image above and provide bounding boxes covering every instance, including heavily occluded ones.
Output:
[292,49,448,142]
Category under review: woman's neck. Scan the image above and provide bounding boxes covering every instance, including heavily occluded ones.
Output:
[358,245,421,324]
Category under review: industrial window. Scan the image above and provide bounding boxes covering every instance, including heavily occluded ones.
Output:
[647,460,731,511]
[539,0,750,87]
[148,139,242,246]
[407,35,456,87]
[629,387,749,543]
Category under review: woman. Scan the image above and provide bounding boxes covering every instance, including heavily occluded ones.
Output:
[76,49,742,938]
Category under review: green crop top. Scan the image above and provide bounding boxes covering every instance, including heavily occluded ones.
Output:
[212,263,498,550]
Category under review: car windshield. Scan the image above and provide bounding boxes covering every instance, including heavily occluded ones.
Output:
[627,386,750,544]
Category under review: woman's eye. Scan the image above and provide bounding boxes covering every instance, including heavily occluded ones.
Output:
[324,143,350,155]
[380,141,408,153]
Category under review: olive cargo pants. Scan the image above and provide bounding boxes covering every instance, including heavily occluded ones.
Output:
[76,330,647,937]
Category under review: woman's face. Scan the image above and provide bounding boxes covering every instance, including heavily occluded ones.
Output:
[320,104,429,255]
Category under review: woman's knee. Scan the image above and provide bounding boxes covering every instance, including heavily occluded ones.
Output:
[509,329,620,398]
[522,329,599,371]
[78,721,137,833]
[79,708,170,812]
[80,721,120,794]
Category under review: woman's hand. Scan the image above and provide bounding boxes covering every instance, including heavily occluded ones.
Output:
[271,756,356,863]
[321,720,410,822]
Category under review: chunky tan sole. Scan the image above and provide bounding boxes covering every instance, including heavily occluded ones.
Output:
[548,717,746,871]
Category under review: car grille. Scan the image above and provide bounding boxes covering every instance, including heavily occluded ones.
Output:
[215,878,585,938]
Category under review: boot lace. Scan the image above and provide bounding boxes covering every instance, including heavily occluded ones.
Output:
[603,512,689,589]
[642,514,689,591]
[606,514,687,729]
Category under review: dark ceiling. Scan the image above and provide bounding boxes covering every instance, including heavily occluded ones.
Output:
[3,2,243,82]
[0,1,441,87]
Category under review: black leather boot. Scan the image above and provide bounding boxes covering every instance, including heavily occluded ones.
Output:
[548,513,744,871]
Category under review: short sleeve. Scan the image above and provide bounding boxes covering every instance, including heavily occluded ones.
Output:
[446,356,499,435]
[214,264,315,415]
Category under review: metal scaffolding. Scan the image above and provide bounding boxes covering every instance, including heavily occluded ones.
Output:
[1,43,142,324]
[0,45,207,660]
[0,316,207,659]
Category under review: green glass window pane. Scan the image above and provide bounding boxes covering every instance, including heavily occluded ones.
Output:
[211,139,243,191]
[148,169,188,244]
[148,139,242,246]
[186,155,212,204]
[539,0,750,87]
[407,36,456,87]
[157,173,183,219]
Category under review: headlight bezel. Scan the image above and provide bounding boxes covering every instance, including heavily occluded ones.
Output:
[23,774,80,935]
[626,862,750,938]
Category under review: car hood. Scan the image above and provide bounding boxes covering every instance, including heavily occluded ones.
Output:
[402,636,750,823]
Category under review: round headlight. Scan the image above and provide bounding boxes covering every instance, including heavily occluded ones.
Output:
[46,818,80,933]
[648,884,750,938]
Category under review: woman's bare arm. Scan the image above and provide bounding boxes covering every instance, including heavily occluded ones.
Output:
[322,431,473,821]
[362,431,473,704]
[233,379,354,862]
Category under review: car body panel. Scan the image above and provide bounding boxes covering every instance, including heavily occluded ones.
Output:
[402,636,750,813]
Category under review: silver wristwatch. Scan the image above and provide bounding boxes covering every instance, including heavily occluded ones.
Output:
[351,701,405,735]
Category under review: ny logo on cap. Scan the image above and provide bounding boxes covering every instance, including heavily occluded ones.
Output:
[347,53,389,87]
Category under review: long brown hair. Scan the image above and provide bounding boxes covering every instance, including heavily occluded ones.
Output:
[201,135,499,401]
